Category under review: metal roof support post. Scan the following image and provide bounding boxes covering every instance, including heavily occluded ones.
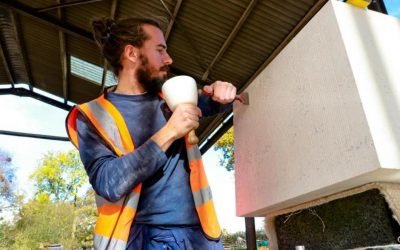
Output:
[0,87,71,110]
[245,217,257,250]
[0,129,69,141]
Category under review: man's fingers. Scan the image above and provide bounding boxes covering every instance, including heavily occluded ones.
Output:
[202,85,214,96]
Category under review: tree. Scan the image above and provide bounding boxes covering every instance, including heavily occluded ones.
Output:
[1,190,97,249]
[0,149,16,212]
[214,127,235,171]
[30,150,87,203]
[221,228,268,249]
[2,198,78,249]
[1,149,97,249]
[73,189,97,248]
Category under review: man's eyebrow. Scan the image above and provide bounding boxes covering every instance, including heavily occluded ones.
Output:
[157,44,167,49]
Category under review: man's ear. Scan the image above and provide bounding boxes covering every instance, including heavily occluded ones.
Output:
[123,44,139,63]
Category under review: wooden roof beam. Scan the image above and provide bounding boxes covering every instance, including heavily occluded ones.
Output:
[162,0,183,42]
[59,33,68,104]
[37,0,104,13]
[57,0,69,104]
[0,1,204,88]
[239,0,327,93]
[198,0,328,153]
[0,0,93,43]
[100,0,118,92]
[0,36,15,87]
[10,12,34,91]
[201,0,258,81]
[159,0,208,74]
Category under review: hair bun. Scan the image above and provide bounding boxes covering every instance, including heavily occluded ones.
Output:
[92,17,115,47]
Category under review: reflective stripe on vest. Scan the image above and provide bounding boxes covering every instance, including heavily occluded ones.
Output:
[65,95,221,249]
[185,139,221,240]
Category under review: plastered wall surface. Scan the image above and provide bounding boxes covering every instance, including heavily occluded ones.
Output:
[234,0,400,217]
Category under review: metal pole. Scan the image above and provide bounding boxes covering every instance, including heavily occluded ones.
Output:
[0,130,69,141]
[245,217,257,250]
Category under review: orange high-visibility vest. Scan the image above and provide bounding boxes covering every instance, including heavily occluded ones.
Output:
[66,95,221,250]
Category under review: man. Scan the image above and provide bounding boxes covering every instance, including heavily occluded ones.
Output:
[66,17,237,249]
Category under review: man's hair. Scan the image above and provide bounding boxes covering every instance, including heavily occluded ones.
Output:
[92,16,166,76]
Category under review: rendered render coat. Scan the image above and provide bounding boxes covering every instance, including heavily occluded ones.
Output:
[234,0,400,217]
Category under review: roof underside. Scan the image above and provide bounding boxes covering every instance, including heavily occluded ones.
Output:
[0,0,328,152]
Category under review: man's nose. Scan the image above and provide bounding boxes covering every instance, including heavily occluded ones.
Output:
[164,52,173,65]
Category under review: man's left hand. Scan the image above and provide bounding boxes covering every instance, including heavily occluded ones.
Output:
[202,81,237,104]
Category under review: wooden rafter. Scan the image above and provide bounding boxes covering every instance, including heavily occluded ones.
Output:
[201,0,258,81]
[199,0,328,152]
[162,0,182,42]
[159,0,208,75]
[0,36,15,87]
[58,0,69,104]
[1,0,200,86]
[0,0,93,43]
[100,0,118,92]
[37,0,104,13]
[239,0,327,93]
[10,12,33,90]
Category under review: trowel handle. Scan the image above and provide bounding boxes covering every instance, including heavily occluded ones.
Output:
[188,129,199,145]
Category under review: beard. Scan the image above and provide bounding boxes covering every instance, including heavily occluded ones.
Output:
[136,54,169,95]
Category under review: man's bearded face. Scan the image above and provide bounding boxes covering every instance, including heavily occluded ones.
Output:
[136,53,169,94]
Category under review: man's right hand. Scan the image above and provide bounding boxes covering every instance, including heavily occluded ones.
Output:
[151,103,202,151]
[167,104,202,139]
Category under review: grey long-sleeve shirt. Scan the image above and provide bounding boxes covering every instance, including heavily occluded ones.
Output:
[76,91,230,226]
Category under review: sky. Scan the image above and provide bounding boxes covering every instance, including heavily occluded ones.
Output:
[385,0,400,18]
[0,94,264,233]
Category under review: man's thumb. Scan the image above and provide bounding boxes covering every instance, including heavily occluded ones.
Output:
[202,85,214,96]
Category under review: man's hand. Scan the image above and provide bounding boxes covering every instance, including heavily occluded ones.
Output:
[166,104,202,139]
[202,81,237,104]
[151,104,201,151]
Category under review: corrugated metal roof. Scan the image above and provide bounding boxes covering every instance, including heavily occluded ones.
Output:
[168,0,249,80]
[117,0,170,19]
[0,8,29,84]
[65,1,110,31]
[0,0,329,150]
[211,0,318,85]
[19,15,63,95]
[68,35,102,65]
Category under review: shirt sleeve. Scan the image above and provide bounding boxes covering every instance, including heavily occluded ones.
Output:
[197,95,233,117]
[76,112,168,202]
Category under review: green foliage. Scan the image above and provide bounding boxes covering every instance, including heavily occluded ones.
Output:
[222,228,245,245]
[1,198,95,249]
[222,228,268,249]
[0,149,97,249]
[30,150,87,202]
[73,189,97,248]
[1,187,97,249]
[214,127,235,171]
[6,199,77,249]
